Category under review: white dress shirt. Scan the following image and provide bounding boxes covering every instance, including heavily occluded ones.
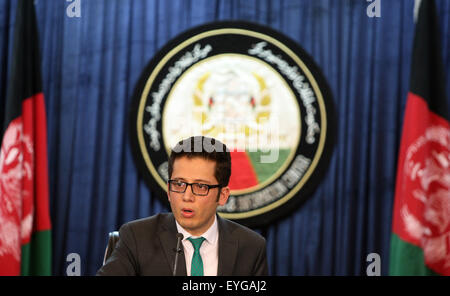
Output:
[175,216,219,276]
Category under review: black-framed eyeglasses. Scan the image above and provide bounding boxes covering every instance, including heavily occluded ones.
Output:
[168,179,221,196]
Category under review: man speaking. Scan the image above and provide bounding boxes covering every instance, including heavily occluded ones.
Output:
[97,136,268,276]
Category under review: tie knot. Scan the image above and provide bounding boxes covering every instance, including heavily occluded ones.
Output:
[188,237,206,251]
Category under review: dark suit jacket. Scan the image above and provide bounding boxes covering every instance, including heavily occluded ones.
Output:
[96,213,268,276]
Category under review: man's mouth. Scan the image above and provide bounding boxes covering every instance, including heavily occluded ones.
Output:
[181,208,195,218]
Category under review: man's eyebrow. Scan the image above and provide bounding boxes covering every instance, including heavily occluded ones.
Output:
[171,177,186,181]
[172,177,213,184]
[193,179,213,184]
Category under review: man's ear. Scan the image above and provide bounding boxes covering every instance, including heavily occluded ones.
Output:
[217,186,230,206]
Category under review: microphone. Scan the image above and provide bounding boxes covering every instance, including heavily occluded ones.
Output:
[173,233,184,276]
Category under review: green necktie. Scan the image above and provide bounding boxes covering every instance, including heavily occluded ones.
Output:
[188,237,206,276]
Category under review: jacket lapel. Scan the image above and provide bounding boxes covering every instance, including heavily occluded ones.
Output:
[158,214,187,276]
[217,216,238,276]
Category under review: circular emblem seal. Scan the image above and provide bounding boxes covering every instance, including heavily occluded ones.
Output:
[129,21,335,227]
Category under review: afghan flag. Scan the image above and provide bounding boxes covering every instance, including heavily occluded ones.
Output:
[389,0,450,276]
[0,0,51,275]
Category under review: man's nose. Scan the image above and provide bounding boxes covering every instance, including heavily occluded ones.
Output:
[182,185,195,202]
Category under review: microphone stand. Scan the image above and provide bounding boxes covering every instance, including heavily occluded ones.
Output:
[173,233,184,276]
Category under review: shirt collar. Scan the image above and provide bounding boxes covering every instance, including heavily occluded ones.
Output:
[175,215,218,245]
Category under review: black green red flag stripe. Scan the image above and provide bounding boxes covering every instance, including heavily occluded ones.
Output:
[0,0,51,275]
[389,0,449,276]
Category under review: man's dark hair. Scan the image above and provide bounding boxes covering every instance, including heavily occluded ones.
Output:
[168,136,231,187]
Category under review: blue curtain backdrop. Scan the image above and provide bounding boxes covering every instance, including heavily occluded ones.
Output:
[1,0,449,276]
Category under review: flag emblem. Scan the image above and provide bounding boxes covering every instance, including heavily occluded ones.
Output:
[0,120,34,261]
